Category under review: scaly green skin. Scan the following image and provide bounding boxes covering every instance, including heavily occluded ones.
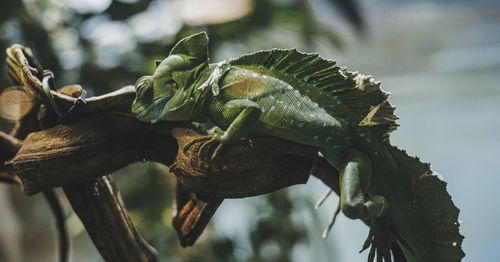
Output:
[209,66,349,165]
[132,32,464,262]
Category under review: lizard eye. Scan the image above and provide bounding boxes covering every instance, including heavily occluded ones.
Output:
[166,80,179,90]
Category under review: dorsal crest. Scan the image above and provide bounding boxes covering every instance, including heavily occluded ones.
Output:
[228,49,398,141]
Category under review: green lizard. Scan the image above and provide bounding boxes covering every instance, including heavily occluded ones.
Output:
[132,32,464,262]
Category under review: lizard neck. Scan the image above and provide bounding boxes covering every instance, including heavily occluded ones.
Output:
[190,65,217,123]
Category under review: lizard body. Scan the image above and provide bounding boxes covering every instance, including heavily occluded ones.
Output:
[210,66,347,163]
[132,32,464,262]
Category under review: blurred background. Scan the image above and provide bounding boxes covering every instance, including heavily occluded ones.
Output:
[0,0,499,261]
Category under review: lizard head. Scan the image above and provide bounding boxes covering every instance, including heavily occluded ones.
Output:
[132,32,209,122]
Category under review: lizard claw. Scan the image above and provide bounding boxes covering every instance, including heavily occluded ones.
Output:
[183,136,212,153]
[360,215,393,262]
[197,138,218,159]
[183,128,226,168]
[211,143,224,160]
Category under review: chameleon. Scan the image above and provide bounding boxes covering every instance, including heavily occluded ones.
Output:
[132,32,464,262]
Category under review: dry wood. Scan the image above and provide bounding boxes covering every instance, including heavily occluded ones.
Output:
[2,45,166,261]
[5,113,321,197]
[7,44,136,116]
[64,175,158,262]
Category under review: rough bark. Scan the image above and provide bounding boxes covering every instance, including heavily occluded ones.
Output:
[64,175,158,262]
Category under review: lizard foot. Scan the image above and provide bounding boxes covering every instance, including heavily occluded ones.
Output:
[183,128,225,167]
[360,215,393,262]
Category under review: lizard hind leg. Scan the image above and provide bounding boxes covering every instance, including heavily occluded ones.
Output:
[360,215,393,262]
[338,150,388,220]
[337,150,393,262]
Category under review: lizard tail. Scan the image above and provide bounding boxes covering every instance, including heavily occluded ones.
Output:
[387,146,465,262]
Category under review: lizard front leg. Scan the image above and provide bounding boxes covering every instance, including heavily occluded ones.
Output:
[184,99,261,161]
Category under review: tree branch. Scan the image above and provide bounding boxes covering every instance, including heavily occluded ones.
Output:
[0,130,22,184]
[2,44,163,261]
[6,44,136,115]
[64,175,158,262]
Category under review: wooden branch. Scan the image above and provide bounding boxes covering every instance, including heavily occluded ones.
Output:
[1,113,165,261]
[2,46,164,262]
[0,130,22,184]
[171,128,316,198]
[5,113,151,194]
[310,156,340,196]
[6,44,136,115]
[64,175,158,262]
[0,130,22,163]
[5,113,320,197]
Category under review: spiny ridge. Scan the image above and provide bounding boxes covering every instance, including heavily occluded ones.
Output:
[229,48,398,141]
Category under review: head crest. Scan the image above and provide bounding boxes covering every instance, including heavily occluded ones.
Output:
[169,32,209,65]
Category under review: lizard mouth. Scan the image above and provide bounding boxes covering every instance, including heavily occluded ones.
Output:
[132,95,171,122]
[132,75,173,122]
